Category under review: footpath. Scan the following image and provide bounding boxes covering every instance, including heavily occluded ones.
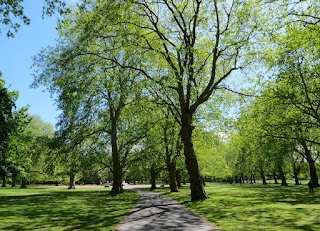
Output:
[116,190,220,231]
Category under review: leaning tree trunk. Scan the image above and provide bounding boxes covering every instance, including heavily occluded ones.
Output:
[150,166,157,190]
[110,115,123,195]
[272,170,278,184]
[302,140,320,187]
[180,112,208,201]
[1,176,6,187]
[305,153,320,188]
[20,179,27,188]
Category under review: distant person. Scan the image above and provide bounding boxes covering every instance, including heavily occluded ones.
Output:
[308,180,314,193]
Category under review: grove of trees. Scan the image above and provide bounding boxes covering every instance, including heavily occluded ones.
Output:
[1,0,319,201]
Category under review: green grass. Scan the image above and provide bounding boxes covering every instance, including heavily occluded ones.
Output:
[154,183,320,231]
[0,185,139,231]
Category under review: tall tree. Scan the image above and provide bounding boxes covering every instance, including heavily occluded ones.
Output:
[70,0,263,200]
[0,76,18,187]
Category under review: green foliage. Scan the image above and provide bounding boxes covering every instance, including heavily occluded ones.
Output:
[0,76,17,152]
[193,128,231,179]
[0,0,69,37]
[4,112,55,184]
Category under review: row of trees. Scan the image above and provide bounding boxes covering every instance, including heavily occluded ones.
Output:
[32,0,265,201]
[1,0,319,201]
[31,0,320,201]
[230,18,320,188]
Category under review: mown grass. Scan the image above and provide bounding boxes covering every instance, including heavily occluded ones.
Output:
[154,183,320,231]
[0,185,139,231]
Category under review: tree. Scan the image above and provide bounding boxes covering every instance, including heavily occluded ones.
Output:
[261,20,320,187]
[66,0,263,201]
[33,21,156,194]
[0,0,69,37]
[0,76,17,187]
[144,108,182,192]
[238,84,320,187]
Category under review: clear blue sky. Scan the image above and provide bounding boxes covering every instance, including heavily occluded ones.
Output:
[0,1,76,126]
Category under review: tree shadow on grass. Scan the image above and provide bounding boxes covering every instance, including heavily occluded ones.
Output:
[171,184,320,231]
[0,190,139,231]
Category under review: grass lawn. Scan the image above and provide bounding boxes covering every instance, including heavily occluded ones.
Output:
[155,183,320,231]
[0,185,139,231]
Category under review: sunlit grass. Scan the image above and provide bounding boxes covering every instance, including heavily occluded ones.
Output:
[155,182,320,231]
[0,185,139,231]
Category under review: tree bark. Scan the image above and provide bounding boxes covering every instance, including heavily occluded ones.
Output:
[180,112,208,200]
[150,166,157,190]
[110,114,123,194]
[301,140,319,187]
[305,152,320,188]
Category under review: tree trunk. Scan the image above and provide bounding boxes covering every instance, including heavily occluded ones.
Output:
[293,162,300,185]
[167,161,178,192]
[11,176,16,187]
[20,179,27,188]
[253,175,256,183]
[305,154,320,188]
[163,125,179,192]
[176,170,182,188]
[259,167,267,185]
[1,176,6,187]
[68,172,75,189]
[110,115,122,194]
[302,140,319,187]
[272,170,278,184]
[250,174,253,184]
[278,166,288,186]
[150,166,157,190]
[180,112,208,201]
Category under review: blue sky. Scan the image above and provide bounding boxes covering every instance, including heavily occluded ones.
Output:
[0,1,75,126]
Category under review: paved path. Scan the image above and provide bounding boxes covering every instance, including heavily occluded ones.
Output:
[116,190,220,231]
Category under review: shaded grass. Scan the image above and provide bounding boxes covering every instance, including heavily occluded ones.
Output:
[0,185,139,231]
[154,183,320,231]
